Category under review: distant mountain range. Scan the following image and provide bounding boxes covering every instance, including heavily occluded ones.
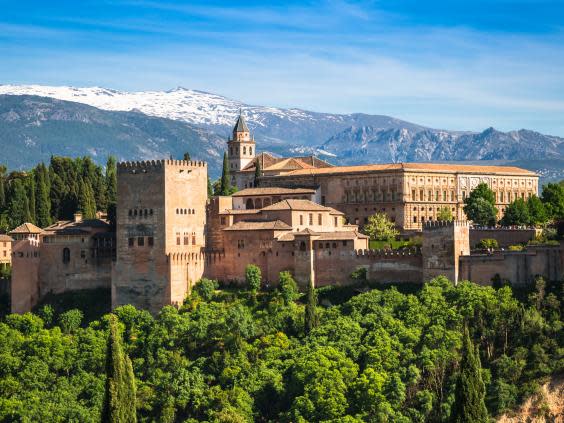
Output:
[0,85,563,181]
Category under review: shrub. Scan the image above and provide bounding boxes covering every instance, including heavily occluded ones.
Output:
[278,271,299,305]
[58,309,83,334]
[508,245,524,251]
[194,278,219,302]
[350,267,367,282]
[245,264,262,295]
[478,238,499,249]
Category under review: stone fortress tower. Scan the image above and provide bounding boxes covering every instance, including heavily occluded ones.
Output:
[422,220,470,284]
[112,159,208,314]
[227,111,256,187]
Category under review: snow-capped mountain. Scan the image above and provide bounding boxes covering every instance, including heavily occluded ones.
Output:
[1,84,563,181]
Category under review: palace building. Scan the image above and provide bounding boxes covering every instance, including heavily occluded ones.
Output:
[8,115,560,315]
[227,114,539,231]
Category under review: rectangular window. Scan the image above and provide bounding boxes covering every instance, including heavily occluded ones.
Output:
[309,213,313,225]
[462,191,467,200]
[435,190,439,201]
[184,235,189,245]
[342,241,347,246]
[176,233,180,245]
[299,215,303,226]
[220,217,226,225]
[318,214,322,225]
[500,192,504,202]
[428,190,432,201]
[412,189,416,200]
[148,237,154,247]
[420,189,424,201]
[451,191,455,201]
[138,237,144,247]
[334,216,338,226]
[128,238,134,247]
[443,191,447,201]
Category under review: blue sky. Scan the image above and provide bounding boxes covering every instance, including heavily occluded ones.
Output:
[1,0,564,135]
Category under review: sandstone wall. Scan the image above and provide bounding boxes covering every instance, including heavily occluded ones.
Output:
[459,244,563,286]
[10,239,40,313]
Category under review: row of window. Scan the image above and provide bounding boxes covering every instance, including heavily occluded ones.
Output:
[128,209,153,217]
[412,189,455,202]
[176,232,196,246]
[297,214,339,227]
[176,208,195,215]
[128,237,154,247]
[229,146,253,156]
[344,190,400,203]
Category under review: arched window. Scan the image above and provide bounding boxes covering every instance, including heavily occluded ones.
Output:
[243,146,247,155]
[63,248,70,264]
[299,241,306,251]
[249,147,253,155]
[246,199,254,209]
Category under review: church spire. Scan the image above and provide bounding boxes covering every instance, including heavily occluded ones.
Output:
[233,109,249,133]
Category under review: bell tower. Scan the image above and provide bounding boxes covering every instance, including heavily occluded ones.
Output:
[227,111,255,173]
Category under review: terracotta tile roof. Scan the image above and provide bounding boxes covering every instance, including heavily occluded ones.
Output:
[9,222,43,234]
[223,220,292,231]
[43,219,111,236]
[262,199,341,212]
[232,187,316,197]
[275,162,537,177]
[241,153,333,173]
[219,209,260,215]
[0,234,13,242]
[278,230,369,241]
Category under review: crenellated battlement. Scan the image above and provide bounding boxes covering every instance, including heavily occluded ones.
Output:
[423,220,469,230]
[117,159,207,171]
[354,247,421,257]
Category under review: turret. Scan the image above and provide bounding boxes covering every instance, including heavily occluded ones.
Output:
[227,111,256,173]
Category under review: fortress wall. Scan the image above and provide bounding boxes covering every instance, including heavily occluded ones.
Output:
[470,227,539,248]
[313,249,422,286]
[460,244,563,286]
[10,239,41,313]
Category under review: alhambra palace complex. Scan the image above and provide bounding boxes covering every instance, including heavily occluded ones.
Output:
[8,115,564,314]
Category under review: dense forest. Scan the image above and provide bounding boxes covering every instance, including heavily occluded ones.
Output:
[0,156,117,232]
[0,275,561,422]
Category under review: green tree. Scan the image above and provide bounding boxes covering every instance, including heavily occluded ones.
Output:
[526,195,548,226]
[183,152,191,161]
[363,212,399,241]
[8,178,31,228]
[35,164,52,228]
[279,271,299,305]
[438,206,454,221]
[0,164,6,210]
[102,315,137,423]
[27,175,36,224]
[207,177,213,198]
[463,183,498,226]
[500,198,530,226]
[254,160,261,187]
[106,156,118,225]
[79,179,97,219]
[219,152,236,195]
[451,326,488,423]
[193,278,218,302]
[58,309,83,334]
[540,182,564,220]
[304,279,318,334]
[245,264,261,297]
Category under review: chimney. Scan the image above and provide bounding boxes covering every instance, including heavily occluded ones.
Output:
[74,212,83,223]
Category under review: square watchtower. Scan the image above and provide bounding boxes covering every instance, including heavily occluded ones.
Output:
[112,159,208,313]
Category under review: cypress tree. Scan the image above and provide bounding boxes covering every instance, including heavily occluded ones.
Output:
[451,326,489,423]
[183,152,191,161]
[35,164,52,228]
[220,152,232,196]
[304,279,318,335]
[106,157,118,226]
[79,180,97,219]
[28,174,36,224]
[0,165,6,211]
[254,160,261,187]
[8,179,31,228]
[207,177,213,198]
[102,315,137,423]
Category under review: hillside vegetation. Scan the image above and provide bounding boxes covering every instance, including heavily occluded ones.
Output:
[0,277,561,422]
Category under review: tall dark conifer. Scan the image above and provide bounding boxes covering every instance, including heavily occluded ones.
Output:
[0,165,6,211]
[220,152,232,196]
[105,157,118,226]
[304,279,318,335]
[28,175,36,224]
[254,160,261,187]
[8,179,31,228]
[35,164,52,228]
[79,179,97,219]
[102,315,137,423]
[451,326,489,423]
